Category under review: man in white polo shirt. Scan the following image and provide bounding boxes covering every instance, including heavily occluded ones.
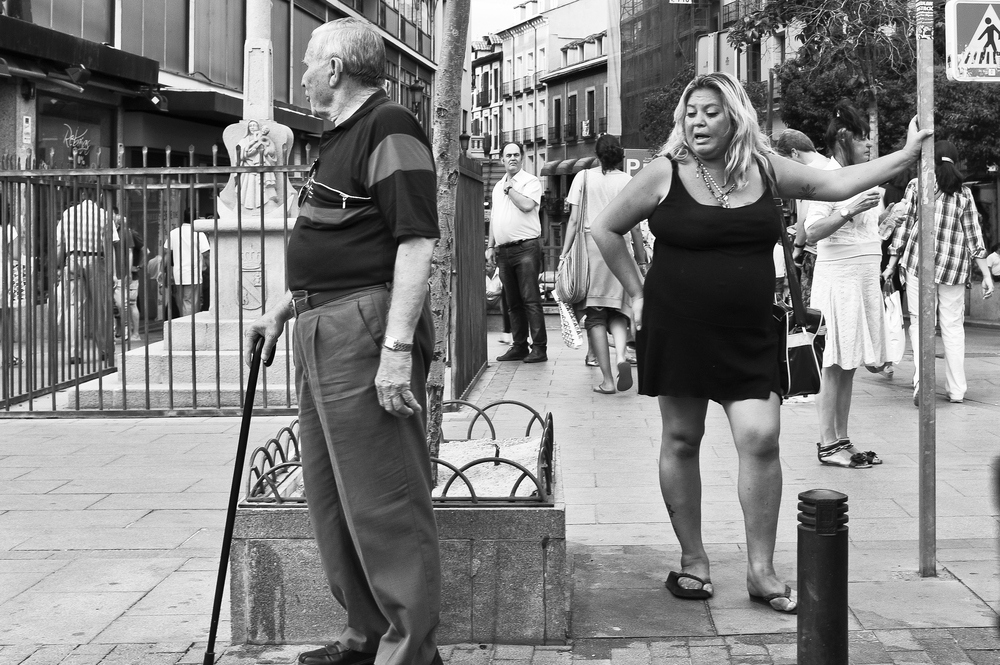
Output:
[485,142,547,363]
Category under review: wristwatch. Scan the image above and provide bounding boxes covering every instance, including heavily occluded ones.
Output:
[839,208,853,220]
[382,335,413,353]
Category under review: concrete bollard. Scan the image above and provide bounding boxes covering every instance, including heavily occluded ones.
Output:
[797,489,849,665]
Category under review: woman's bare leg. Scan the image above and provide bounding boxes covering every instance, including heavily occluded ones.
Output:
[722,394,795,611]
[588,323,615,392]
[658,396,712,592]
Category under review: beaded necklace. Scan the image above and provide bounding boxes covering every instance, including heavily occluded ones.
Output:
[694,156,737,208]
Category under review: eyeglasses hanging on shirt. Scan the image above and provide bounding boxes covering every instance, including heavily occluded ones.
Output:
[297,160,373,209]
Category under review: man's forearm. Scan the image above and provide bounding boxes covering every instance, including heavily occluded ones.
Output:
[386,237,437,341]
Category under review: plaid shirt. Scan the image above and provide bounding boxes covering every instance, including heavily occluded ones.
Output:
[889,179,986,285]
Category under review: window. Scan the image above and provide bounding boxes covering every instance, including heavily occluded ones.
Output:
[192,0,246,90]
[29,0,112,45]
[553,97,562,142]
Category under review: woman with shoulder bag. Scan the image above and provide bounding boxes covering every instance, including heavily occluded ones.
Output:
[561,135,647,394]
[592,73,930,612]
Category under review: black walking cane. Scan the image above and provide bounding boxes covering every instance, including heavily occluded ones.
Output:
[203,336,265,665]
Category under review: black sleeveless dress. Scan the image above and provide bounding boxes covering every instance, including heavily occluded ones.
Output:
[636,157,782,401]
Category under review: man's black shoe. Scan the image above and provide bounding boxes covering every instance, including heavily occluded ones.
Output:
[522,349,548,363]
[297,644,377,665]
[496,347,529,361]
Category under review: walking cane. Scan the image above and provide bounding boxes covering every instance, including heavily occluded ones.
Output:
[203,336,265,665]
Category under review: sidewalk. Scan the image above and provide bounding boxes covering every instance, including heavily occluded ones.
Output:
[1,326,998,664]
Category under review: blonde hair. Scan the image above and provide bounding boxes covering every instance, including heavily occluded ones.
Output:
[659,72,772,191]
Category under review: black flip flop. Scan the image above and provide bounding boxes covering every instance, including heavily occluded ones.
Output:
[748,584,797,614]
[665,570,713,599]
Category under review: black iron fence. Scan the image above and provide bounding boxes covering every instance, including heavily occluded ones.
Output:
[0,148,310,415]
[1,148,487,417]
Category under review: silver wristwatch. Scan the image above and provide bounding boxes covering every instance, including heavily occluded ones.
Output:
[382,335,413,352]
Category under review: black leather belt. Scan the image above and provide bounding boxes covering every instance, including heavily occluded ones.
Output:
[496,237,539,248]
[290,283,389,318]
[68,251,99,256]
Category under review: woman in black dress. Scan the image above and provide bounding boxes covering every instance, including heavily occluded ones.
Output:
[592,73,930,614]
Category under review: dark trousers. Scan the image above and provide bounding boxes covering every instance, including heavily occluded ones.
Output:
[496,238,547,351]
[294,287,440,665]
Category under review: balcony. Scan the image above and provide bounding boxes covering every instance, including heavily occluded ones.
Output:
[535,71,546,88]
[476,90,490,108]
[598,117,607,134]
[503,81,512,98]
[512,77,523,95]
[513,128,524,144]
[580,119,597,141]
[502,130,514,146]
[535,124,547,143]
[522,75,533,92]
[548,126,561,144]
[565,112,578,142]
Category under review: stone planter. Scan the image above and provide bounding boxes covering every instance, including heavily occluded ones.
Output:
[229,406,567,645]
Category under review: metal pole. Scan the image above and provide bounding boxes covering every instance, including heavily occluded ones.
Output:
[797,489,850,665]
[915,0,937,577]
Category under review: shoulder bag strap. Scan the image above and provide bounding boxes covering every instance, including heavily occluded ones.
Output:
[760,154,809,328]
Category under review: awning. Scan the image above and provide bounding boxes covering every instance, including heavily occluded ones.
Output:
[553,159,577,175]
[539,159,561,176]
[573,156,598,173]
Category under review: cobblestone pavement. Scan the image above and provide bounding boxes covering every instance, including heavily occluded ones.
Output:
[1,324,998,664]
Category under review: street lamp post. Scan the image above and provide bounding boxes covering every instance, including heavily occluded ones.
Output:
[408,80,424,123]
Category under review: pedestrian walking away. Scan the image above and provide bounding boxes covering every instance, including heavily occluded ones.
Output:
[560,134,647,394]
[591,72,931,614]
[486,142,547,363]
[804,100,899,469]
[244,17,442,665]
[885,139,995,405]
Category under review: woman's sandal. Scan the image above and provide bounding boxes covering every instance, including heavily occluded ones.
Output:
[839,438,882,465]
[748,585,797,614]
[665,571,713,599]
[817,441,872,469]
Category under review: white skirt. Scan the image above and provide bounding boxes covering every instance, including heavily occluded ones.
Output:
[810,260,886,370]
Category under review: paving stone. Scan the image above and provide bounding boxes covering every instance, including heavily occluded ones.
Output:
[686,646,728,665]
[951,627,1000,651]
[494,646,535,661]
[874,630,923,652]
[764,643,796,665]
[968,651,1000,665]
[609,646,650,665]
[917,639,973,665]
[647,642,687,660]
[18,646,75,665]
[888,652,932,664]
[0,646,39,665]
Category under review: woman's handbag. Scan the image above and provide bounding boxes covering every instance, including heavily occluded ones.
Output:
[773,205,827,398]
[555,171,590,303]
[554,293,584,349]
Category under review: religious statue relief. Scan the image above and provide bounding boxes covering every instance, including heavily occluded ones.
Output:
[217,119,298,219]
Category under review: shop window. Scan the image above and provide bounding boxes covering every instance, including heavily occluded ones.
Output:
[35,94,114,169]
[272,0,291,103]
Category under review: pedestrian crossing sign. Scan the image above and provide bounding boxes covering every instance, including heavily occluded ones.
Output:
[946,0,1000,81]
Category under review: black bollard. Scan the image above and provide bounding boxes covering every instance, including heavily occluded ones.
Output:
[797,489,849,665]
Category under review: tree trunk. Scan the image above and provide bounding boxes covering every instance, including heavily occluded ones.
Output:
[425,0,471,469]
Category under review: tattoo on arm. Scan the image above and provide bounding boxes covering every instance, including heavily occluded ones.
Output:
[796,184,817,200]
[665,502,676,518]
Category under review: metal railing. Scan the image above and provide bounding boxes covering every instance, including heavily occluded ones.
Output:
[244,401,555,507]
[0,147,310,416]
[535,124,547,143]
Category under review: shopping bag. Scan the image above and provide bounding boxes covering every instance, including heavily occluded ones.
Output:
[554,294,583,349]
[774,300,827,397]
[883,287,905,364]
